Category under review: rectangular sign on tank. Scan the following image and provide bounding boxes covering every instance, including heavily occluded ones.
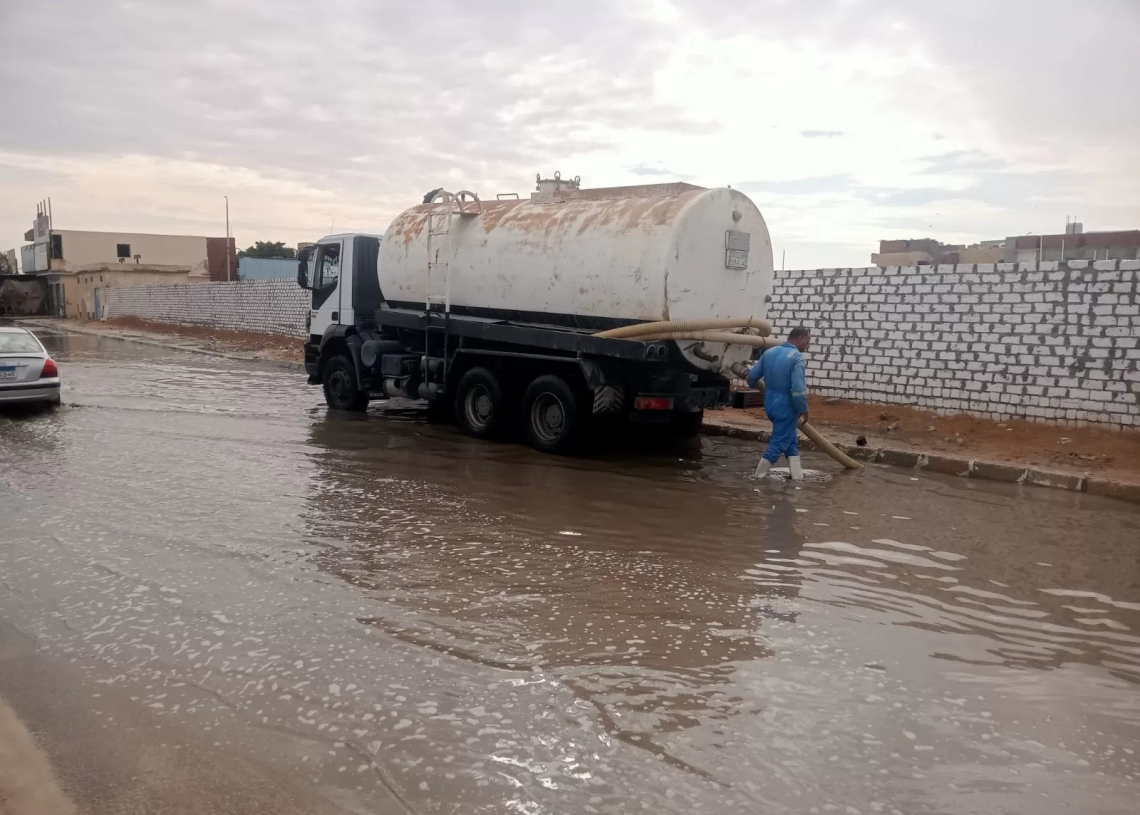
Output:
[725,230,750,270]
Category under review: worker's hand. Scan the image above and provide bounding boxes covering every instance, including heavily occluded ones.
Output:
[799,412,809,426]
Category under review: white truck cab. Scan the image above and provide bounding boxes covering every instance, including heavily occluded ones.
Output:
[301,233,384,339]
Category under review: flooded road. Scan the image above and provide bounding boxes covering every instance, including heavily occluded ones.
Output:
[2,328,1139,814]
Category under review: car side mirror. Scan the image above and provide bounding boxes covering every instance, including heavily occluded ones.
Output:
[296,247,311,289]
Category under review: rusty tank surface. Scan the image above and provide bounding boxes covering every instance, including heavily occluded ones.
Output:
[379,174,775,375]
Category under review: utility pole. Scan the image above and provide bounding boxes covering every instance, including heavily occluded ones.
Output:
[224,196,232,282]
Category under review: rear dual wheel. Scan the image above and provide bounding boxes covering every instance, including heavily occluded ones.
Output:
[522,375,584,455]
[454,368,586,455]
[454,367,509,440]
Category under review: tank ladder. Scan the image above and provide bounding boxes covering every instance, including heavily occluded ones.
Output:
[424,189,482,392]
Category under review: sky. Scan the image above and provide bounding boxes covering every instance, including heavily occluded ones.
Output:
[2,0,1138,269]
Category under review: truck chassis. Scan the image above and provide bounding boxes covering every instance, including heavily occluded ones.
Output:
[305,306,733,454]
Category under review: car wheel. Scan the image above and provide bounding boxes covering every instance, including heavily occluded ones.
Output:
[322,354,368,412]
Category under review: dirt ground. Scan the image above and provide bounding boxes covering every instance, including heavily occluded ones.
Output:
[712,396,1140,483]
[102,317,304,362]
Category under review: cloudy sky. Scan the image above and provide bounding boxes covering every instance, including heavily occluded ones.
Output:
[2,0,1138,268]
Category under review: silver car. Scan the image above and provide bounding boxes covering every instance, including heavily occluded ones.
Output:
[0,326,61,407]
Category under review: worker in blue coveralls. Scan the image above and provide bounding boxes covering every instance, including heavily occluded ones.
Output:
[746,326,811,481]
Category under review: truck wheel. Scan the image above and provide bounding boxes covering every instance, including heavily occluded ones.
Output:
[454,367,507,439]
[323,354,369,412]
[672,410,705,439]
[522,375,583,455]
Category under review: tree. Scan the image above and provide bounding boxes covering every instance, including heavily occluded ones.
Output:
[239,241,295,259]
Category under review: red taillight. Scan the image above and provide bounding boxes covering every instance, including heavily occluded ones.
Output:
[40,358,58,378]
[633,396,673,411]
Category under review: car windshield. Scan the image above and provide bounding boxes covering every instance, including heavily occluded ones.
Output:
[0,332,44,354]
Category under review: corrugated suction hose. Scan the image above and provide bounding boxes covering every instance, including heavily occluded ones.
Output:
[594,317,771,339]
[626,331,782,349]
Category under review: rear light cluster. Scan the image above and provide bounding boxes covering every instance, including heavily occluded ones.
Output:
[40,358,58,379]
[633,396,674,411]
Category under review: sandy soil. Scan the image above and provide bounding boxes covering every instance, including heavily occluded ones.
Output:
[712,395,1140,483]
[0,698,76,815]
[101,317,304,362]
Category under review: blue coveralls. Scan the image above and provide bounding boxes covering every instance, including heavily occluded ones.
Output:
[746,343,809,464]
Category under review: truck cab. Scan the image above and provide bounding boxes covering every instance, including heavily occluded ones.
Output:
[297,234,385,408]
[299,233,382,342]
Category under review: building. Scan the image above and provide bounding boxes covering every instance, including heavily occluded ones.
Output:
[238,256,297,281]
[872,238,1005,267]
[207,237,239,282]
[11,204,236,317]
[873,226,1139,267]
[22,226,212,275]
[53,264,195,320]
[1003,228,1140,264]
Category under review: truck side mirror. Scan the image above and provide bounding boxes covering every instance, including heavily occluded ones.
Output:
[296,247,311,289]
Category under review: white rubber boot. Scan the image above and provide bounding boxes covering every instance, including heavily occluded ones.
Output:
[753,459,773,479]
[788,456,804,481]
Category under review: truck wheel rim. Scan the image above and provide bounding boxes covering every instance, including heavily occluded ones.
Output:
[530,393,565,443]
[330,370,351,401]
[464,385,493,428]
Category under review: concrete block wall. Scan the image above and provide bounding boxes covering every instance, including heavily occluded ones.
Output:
[104,280,310,337]
[767,260,1140,428]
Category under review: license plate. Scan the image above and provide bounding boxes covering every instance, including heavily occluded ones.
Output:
[0,368,15,380]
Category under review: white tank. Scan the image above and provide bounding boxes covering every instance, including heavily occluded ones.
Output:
[379,178,774,374]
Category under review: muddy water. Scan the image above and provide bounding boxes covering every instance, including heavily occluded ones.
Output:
[2,330,1139,814]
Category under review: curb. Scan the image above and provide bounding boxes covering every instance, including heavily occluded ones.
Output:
[21,319,306,374]
[701,417,1140,504]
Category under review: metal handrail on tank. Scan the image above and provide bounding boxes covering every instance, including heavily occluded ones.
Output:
[453,190,483,215]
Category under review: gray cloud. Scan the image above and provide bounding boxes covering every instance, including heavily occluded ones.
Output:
[628,163,690,178]
[0,0,704,200]
[860,188,954,208]
[1,0,1136,265]
[918,150,1010,174]
[737,174,853,195]
[673,0,1140,150]
[710,153,1089,224]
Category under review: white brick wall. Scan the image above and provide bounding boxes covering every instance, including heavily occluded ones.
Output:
[768,260,1139,429]
[104,280,310,337]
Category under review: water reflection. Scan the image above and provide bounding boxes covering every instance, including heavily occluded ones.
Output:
[304,413,808,738]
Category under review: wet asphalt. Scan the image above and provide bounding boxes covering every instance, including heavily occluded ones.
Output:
[1,327,1139,815]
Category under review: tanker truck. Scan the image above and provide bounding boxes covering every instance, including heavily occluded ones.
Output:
[296,174,775,454]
